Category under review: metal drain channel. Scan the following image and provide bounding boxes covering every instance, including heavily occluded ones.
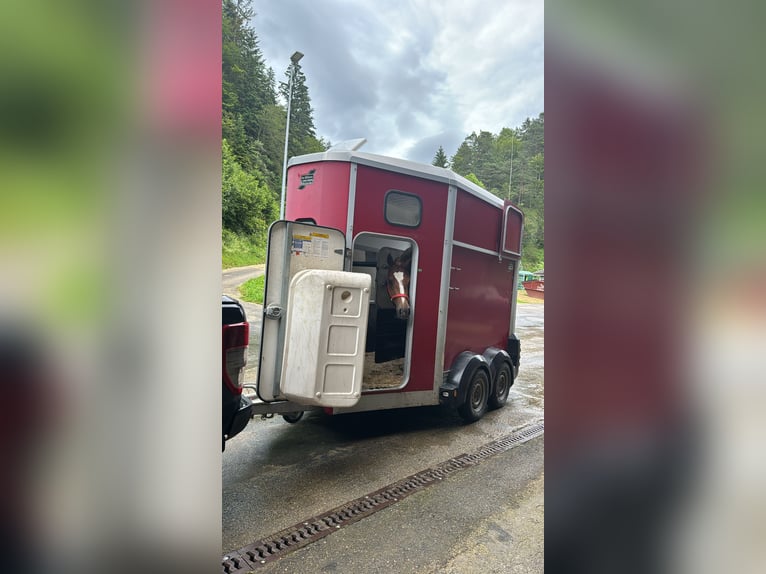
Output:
[222,421,544,573]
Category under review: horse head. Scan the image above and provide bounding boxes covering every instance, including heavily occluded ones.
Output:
[386,248,412,321]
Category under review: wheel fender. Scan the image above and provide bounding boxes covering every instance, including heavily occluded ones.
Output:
[482,347,514,392]
[507,334,521,379]
[440,352,490,406]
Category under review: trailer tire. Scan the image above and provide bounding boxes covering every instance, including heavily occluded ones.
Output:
[488,362,512,409]
[458,368,490,422]
[282,411,304,424]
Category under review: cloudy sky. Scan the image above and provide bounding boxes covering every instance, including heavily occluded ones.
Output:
[252,0,543,164]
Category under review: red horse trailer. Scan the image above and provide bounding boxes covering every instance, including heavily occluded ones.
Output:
[253,150,523,422]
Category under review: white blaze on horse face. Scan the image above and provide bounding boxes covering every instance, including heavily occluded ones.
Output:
[393,271,406,297]
[391,270,409,318]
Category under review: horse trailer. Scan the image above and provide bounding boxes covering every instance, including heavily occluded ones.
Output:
[252,149,524,422]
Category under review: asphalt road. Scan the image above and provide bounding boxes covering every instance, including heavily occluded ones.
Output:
[222,300,544,573]
[222,264,265,297]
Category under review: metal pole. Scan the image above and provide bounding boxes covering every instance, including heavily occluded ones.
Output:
[279,65,294,220]
[508,138,514,201]
[279,51,303,220]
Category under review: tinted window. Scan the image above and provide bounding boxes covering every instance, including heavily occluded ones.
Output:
[385,191,421,227]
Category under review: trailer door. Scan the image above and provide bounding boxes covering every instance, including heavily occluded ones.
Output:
[257,221,370,407]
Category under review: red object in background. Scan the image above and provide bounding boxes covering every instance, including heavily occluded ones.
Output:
[522,279,544,299]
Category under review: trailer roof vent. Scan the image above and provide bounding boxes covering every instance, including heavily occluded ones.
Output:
[328,138,367,151]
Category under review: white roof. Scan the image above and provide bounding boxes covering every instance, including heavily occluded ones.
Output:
[288,150,504,208]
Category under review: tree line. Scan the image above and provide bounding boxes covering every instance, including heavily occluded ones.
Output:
[222,0,325,266]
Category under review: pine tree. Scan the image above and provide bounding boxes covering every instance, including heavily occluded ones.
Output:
[497,127,521,200]
[220,1,330,266]
[222,0,274,172]
[451,132,478,175]
[432,145,449,168]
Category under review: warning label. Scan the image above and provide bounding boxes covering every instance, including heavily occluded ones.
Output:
[291,233,330,258]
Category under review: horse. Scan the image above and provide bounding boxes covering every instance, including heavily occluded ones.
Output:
[386,247,412,321]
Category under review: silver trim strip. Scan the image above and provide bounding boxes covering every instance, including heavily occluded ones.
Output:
[452,240,500,258]
[289,150,503,208]
[333,390,439,414]
[509,259,519,340]
[434,185,457,386]
[346,163,357,252]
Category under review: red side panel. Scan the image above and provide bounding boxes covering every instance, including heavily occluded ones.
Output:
[444,191,515,370]
[353,165,448,393]
[453,191,503,252]
[285,161,351,231]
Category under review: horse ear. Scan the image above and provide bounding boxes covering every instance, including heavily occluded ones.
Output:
[400,247,412,267]
[387,253,394,267]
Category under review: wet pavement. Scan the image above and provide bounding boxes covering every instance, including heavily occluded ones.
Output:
[222,299,544,572]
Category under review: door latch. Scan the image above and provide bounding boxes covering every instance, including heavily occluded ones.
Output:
[265,304,283,319]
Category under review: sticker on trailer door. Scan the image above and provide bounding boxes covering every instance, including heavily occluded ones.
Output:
[291,232,330,258]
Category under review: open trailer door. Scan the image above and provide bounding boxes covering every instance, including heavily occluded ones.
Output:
[501,201,524,355]
[257,221,371,407]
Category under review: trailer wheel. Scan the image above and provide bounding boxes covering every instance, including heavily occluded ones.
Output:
[489,362,512,409]
[282,411,304,424]
[458,369,490,422]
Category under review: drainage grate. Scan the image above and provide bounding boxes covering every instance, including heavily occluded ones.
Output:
[222,421,543,573]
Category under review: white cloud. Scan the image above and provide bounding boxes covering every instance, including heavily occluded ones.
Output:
[254,0,543,164]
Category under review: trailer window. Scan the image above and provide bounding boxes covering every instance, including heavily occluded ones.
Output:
[385,191,421,228]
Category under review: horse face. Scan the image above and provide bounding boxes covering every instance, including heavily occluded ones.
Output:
[390,270,410,320]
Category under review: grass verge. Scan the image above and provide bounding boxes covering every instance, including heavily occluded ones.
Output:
[222,230,267,269]
[516,289,544,304]
[239,275,265,304]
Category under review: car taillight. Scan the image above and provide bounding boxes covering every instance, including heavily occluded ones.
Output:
[223,322,249,394]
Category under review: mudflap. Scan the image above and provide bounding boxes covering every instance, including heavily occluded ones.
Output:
[439,351,490,407]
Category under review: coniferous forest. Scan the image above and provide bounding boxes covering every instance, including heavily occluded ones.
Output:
[222,0,543,272]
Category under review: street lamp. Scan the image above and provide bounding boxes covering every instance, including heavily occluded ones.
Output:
[508,137,514,201]
[280,50,304,219]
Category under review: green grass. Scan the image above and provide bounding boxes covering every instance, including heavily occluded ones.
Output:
[239,275,265,304]
[222,230,267,269]
[516,287,545,304]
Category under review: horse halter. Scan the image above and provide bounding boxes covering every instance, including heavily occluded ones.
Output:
[386,278,410,303]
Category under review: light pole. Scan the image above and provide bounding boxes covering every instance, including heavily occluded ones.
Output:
[280,50,304,220]
[508,137,514,201]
